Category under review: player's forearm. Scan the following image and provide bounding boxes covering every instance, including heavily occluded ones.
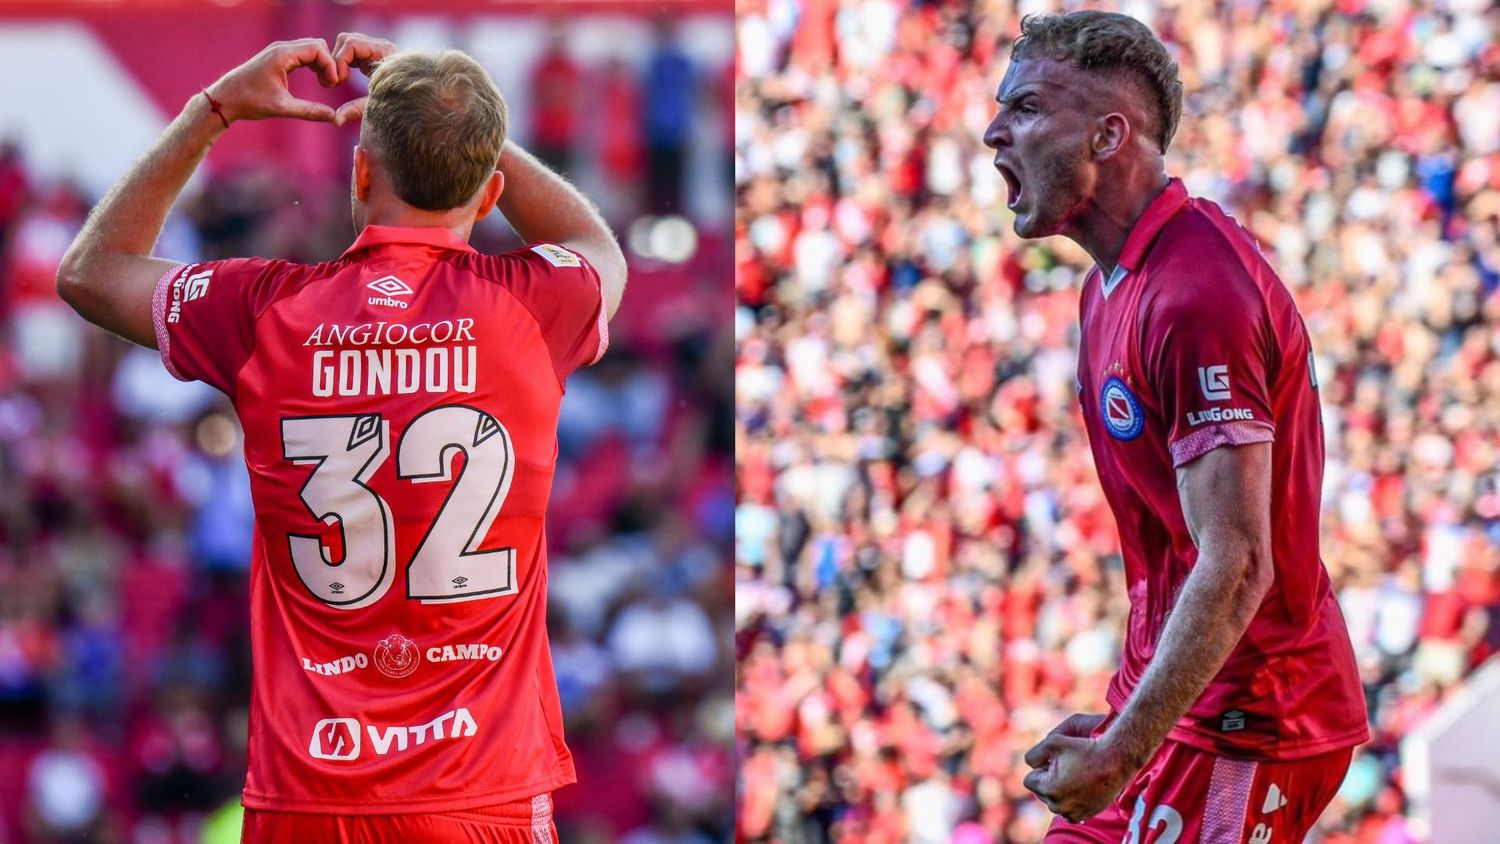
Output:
[60,95,224,281]
[1100,548,1271,770]
[495,140,606,246]
[495,140,625,310]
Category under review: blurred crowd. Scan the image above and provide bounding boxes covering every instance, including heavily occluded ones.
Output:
[734,0,1500,842]
[0,21,733,844]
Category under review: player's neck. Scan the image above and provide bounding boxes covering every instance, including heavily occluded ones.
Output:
[1072,171,1170,278]
[359,201,476,244]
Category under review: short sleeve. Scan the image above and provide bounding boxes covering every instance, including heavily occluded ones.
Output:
[152,258,271,394]
[501,243,609,381]
[1143,276,1276,467]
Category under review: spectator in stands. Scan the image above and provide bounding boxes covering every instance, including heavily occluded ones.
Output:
[643,18,696,214]
[529,21,583,177]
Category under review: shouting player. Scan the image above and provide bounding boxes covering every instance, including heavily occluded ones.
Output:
[982,12,1368,843]
[57,34,624,843]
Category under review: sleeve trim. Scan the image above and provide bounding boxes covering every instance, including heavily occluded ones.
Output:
[589,290,610,365]
[151,265,190,382]
[1169,421,1274,467]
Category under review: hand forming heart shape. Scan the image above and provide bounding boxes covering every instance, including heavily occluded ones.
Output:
[203,32,400,127]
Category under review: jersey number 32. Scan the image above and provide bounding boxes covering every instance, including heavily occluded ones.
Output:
[280,406,517,610]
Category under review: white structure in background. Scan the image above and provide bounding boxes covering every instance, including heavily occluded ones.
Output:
[1402,655,1500,844]
[0,23,168,197]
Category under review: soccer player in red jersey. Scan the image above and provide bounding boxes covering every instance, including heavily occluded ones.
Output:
[56,34,625,843]
[982,12,1369,843]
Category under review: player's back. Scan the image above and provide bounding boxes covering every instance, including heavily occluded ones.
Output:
[154,225,606,812]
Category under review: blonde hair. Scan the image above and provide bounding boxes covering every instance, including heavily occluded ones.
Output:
[363,50,509,211]
[1013,12,1183,154]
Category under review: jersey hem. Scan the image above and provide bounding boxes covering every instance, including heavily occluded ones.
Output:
[1106,687,1370,761]
[1162,722,1370,762]
[240,769,576,815]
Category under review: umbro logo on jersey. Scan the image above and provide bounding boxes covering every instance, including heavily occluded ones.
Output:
[367,275,413,309]
[451,576,469,588]
[1221,709,1247,732]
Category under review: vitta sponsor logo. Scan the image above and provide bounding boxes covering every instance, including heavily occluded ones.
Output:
[427,643,503,663]
[309,708,478,761]
[1198,364,1230,401]
[1249,823,1273,844]
[165,267,213,324]
[367,275,413,309]
[309,718,360,760]
[1187,407,1255,427]
[302,652,369,676]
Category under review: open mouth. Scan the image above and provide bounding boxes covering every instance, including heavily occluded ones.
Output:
[996,161,1023,210]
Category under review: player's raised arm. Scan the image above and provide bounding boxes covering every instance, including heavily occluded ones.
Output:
[56,38,344,347]
[494,141,626,320]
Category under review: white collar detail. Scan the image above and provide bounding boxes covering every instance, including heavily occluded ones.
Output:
[1100,265,1130,299]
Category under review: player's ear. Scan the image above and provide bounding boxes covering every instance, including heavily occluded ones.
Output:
[471,171,504,222]
[1093,113,1129,160]
[353,146,373,202]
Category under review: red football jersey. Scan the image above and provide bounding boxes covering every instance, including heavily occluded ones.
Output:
[1076,179,1369,760]
[152,225,607,812]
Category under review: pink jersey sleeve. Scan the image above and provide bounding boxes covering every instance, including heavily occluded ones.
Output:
[152,258,278,394]
[1143,274,1276,467]
[497,242,609,381]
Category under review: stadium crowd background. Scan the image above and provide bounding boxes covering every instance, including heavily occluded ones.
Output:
[734,0,1500,842]
[0,4,734,844]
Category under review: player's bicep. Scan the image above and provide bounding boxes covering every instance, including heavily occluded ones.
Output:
[1175,442,1273,587]
[58,253,181,349]
[560,236,625,321]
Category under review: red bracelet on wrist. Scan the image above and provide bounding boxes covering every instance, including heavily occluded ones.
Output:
[201,89,230,128]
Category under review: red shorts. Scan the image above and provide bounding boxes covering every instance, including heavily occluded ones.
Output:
[1043,736,1353,844]
[242,794,558,844]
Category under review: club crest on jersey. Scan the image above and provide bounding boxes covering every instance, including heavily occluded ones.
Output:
[373,633,421,679]
[1101,376,1145,441]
